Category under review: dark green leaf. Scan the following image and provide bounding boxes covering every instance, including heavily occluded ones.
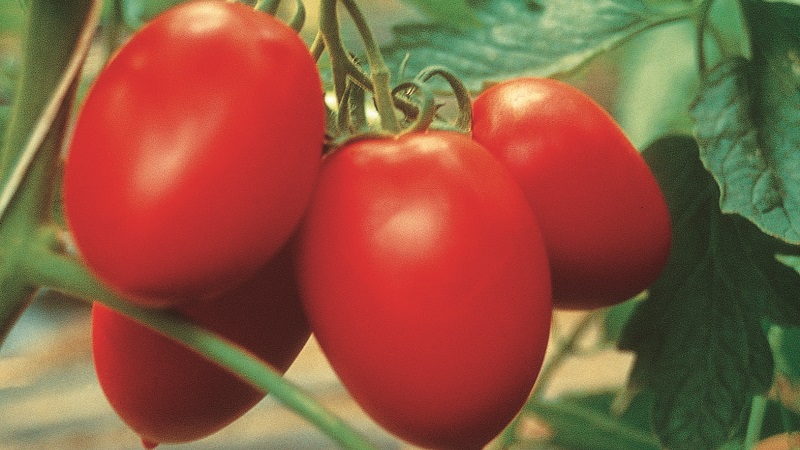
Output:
[397,0,481,29]
[618,135,800,450]
[380,0,692,91]
[690,0,800,245]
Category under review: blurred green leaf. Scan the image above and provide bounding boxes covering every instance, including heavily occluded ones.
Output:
[602,293,645,344]
[1,46,21,147]
[690,0,800,245]
[619,135,800,450]
[398,0,480,28]
[381,0,693,91]
[613,21,697,149]
[0,0,25,34]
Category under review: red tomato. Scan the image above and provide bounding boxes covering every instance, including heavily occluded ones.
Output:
[296,131,552,449]
[472,77,671,310]
[91,244,310,446]
[64,0,324,308]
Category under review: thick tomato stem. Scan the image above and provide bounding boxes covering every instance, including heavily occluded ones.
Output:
[319,0,400,133]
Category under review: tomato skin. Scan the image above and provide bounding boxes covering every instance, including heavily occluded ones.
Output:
[64,0,324,307]
[472,77,671,310]
[297,131,552,449]
[91,244,310,445]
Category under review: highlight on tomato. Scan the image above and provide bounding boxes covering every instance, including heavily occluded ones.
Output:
[472,77,672,310]
[63,0,325,308]
[296,131,553,449]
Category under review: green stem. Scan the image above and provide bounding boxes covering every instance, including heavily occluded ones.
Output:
[392,80,436,134]
[288,0,307,33]
[26,242,376,450]
[105,0,126,58]
[0,0,100,347]
[337,0,398,133]
[524,398,661,449]
[0,0,99,223]
[696,0,717,76]
[744,395,768,449]
[309,31,326,61]
[534,311,604,398]
[319,0,366,98]
[318,0,398,133]
[495,311,603,447]
[254,0,282,15]
[414,65,473,133]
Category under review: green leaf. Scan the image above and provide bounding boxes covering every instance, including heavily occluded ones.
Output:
[765,0,800,6]
[618,135,800,450]
[612,20,698,149]
[380,0,693,91]
[602,293,645,344]
[690,0,800,245]
[1,56,19,140]
[397,0,481,29]
[0,0,25,34]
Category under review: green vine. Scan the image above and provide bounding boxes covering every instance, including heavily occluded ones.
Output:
[25,240,377,450]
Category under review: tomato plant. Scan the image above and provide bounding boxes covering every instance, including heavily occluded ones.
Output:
[1,0,799,449]
[471,77,672,310]
[296,131,552,449]
[91,244,310,447]
[63,0,325,308]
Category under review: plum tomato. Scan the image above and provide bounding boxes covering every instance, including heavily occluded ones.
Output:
[296,131,553,449]
[64,0,324,308]
[472,77,672,310]
[91,244,310,446]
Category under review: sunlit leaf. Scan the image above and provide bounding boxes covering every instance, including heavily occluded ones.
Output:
[690,0,800,244]
[381,0,692,90]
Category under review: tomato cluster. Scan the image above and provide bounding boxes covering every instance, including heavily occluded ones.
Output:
[65,1,322,446]
[62,1,670,449]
